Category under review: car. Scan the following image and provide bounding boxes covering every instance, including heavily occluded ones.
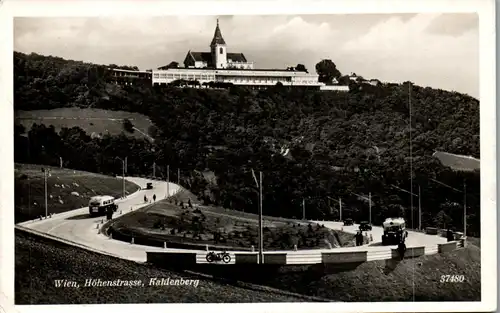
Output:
[146,182,153,190]
[343,218,354,226]
[381,217,408,245]
[359,221,372,231]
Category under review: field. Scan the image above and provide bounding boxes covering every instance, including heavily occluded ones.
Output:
[108,188,356,251]
[14,163,139,223]
[15,107,154,140]
[433,151,480,172]
[14,230,321,304]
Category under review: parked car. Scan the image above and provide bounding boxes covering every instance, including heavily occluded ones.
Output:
[359,221,372,231]
[343,218,354,226]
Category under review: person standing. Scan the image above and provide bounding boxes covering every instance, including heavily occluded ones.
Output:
[398,240,406,260]
[153,194,157,202]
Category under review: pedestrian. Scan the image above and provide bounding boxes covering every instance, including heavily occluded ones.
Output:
[144,195,147,203]
[355,231,362,246]
[446,228,454,242]
[153,194,157,202]
[398,241,407,260]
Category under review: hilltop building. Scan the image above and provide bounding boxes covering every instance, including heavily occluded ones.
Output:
[109,68,152,86]
[151,19,327,89]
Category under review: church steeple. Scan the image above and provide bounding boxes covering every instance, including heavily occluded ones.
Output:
[210,18,226,46]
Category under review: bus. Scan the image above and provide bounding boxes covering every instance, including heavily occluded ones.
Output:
[88,195,117,217]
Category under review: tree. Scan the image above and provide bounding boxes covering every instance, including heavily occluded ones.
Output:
[296,64,308,73]
[148,124,159,138]
[123,119,135,133]
[315,59,341,85]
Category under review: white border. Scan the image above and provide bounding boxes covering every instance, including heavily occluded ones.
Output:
[0,0,496,312]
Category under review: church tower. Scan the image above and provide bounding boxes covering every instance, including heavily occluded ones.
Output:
[210,19,227,69]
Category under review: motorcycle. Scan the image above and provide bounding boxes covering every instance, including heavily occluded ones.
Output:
[206,250,231,263]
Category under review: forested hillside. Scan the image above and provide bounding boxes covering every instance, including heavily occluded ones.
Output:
[14,52,480,236]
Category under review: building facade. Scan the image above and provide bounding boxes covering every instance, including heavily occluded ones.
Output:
[109,68,152,86]
[152,20,325,89]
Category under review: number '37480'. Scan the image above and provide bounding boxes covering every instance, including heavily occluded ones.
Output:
[440,275,465,283]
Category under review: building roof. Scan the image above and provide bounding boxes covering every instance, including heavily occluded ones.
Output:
[189,51,212,63]
[109,68,151,74]
[227,53,247,63]
[155,67,319,73]
[187,51,248,64]
[210,19,226,46]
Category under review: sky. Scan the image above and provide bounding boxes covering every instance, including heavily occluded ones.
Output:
[14,13,479,98]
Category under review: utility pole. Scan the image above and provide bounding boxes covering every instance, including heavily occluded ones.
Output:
[177,168,180,185]
[153,162,156,178]
[302,198,305,220]
[167,165,170,197]
[418,185,422,230]
[122,159,125,198]
[390,184,420,228]
[259,171,263,265]
[42,168,49,218]
[369,192,372,224]
[59,157,63,169]
[124,157,128,175]
[339,197,342,221]
[409,82,414,231]
[464,179,467,237]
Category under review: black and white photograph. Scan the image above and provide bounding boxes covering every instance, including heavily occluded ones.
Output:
[1,0,496,312]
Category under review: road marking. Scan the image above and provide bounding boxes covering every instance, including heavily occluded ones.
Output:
[46,221,71,234]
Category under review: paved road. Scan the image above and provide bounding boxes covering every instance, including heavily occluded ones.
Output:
[19,177,183,262]
[18,177,446,262]
[311,221,447,251]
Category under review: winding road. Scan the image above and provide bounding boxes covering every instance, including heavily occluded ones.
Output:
[17,177,447,263]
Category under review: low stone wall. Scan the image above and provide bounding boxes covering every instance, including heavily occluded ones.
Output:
[426,227,438,235]
[262,254,287,264]
[438,241,458,253]
[321,251,367,264]
[390,246,425,259]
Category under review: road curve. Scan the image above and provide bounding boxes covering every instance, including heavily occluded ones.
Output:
[18,177,447,262]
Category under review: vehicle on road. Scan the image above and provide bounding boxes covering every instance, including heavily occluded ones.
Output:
[381,217,407,245]
[359,221,372,231]
[343,218,354,226]
[88,195,117,217]
[146,182,153,190]
[206,250,231,263]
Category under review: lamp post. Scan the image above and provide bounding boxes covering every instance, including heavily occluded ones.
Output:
[251,169,263,264]
[41,167,50,218]
[116,157,127,198]
[167,164,170,198]
[302,198,306,220]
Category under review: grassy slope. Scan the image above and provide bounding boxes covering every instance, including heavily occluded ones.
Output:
[15,163,139,223]
[205,245,480,302]
[15,107,153,139]
[110,188,355,250]
[14,230,309,304]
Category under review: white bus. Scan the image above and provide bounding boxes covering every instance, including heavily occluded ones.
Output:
[88,195,117,217]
